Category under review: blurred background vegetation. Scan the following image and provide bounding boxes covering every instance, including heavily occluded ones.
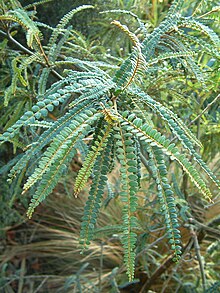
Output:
[0,0,219,292]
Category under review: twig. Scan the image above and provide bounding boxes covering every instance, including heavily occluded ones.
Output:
[197,7,220,19]
[169,93,219,144]
[18,257,26,293]
[188,94,220,127]
[136,234,166,260]
[0,30,63,81]
[99,242,104,292]
[33,277,49,293]
[139,236,196,293]
[6,30,33,55]
[160,237,194,293]
[139,256,174,293]
[188,217,220,239]
[140,152,153,177]
[190,226,206,291]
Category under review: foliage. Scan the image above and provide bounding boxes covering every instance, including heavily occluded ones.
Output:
[0,0,219,284]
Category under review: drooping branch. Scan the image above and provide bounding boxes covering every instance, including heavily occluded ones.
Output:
[0,29,63,80]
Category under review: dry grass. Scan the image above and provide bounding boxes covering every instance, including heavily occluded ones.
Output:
[1,166,219,292]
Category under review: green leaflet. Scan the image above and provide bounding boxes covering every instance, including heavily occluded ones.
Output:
[146,145,182,260]
[113,47,145,93]
[118,111,213,202]
[141,6,181,60]
[26,112,101,218]
[147,50,196,67]
[7,99,96,183]
[0,8,42,48]
[48,5,94,48]
[38,68,51,95]
[0,79,69,144]
[79,135,114,249]
[0,70,114,145]
[24,0,54,10]
[22,111,101,194]
[11,57,28,87]
[137,92,201,147]
[74,122,113,197]
[179,32,220,60]
[115,125,139,281]
[131,91,219,189]
[27,146,76,219]
[181,18,220,49]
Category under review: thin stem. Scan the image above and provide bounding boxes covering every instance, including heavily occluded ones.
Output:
[33,277,49,293]
[190,226,206,291]
[1,30,63,81]
[99,242,103,292]
[197,7,220,19]
[160,238,194,293]
[139,236,196,293]
[188,94,220,127]
[188,217,220,238]
[140,152,153,177]
[18,257,26,293]
[7,30,33,55]
[196,117,201,141]
[136,234,166,259]
[169,93,219,145]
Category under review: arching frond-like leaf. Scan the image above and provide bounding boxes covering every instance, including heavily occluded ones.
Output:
[79,134,114,249]
[180,18,220,48]
[145,144,182,260]
[114,124,139,281]
[23,110,101,194]
[118,111,212,201]
[74,122,112,197]
[101,9,147,35]
[131,90,220,189]
[26,111,101,218]
[24,0,54,10]
[0,8,42,48]
[48,5,94,48]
